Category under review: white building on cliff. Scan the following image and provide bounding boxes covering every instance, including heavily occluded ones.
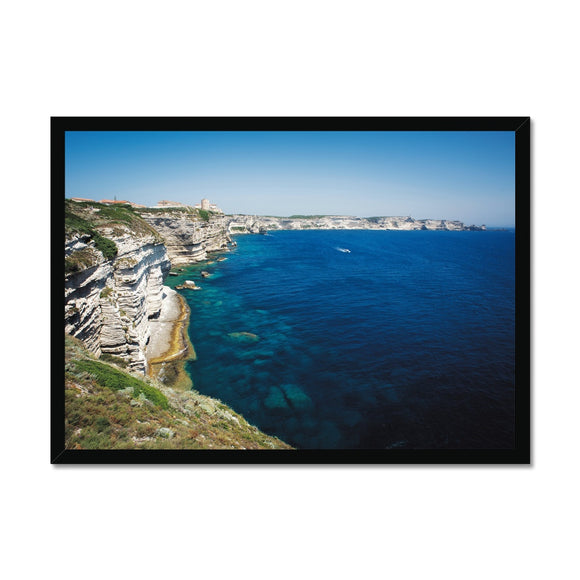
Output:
[194,198,223,213]
[155,198,223,213]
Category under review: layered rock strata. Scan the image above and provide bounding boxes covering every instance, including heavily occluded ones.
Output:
[65,205,234,374]
[137,210,233,265]
[65,229,171,373]
[226,215,486,233]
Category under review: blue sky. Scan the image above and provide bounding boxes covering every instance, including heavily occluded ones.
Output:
[65,131,515,226]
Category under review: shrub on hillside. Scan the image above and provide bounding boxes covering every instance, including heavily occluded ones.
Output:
[73,359,168,409]
[99,353,128,368]
[93,233,118,260]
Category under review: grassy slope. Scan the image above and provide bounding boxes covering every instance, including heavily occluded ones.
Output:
[65,199,163,239]
[135,206,214,222]
[65,335,292,450]
[65,200,165,274]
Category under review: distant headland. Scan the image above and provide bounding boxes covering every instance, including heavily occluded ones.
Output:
[68,197,486,233]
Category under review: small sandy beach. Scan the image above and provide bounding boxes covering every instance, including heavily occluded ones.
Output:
[146,287,188,361]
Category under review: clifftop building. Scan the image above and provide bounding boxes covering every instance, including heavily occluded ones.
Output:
[194,198,223,214]
[155,198,223,213]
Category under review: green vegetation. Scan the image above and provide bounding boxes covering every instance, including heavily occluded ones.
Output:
[366,216,397,223]
[94,233,118,260]
[65,202,119,264]
[99,353,128,368]
[64,208,94,236]
[67,200,141,227]
[72,358,169,409]
[93,203,216,226]
[64,335,292,450]
[231,226,246,231]
[65,200,163,260]
[136,206,217,225]
[136,206,195,215]
[197,209,211,222]
[65,248,98,274]
[93,203,137,223]
[100,287,113,299]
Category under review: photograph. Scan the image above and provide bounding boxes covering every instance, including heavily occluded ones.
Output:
[54,117,529,463]
[8,2,580,577]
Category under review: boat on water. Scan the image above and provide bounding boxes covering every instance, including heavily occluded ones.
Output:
[336,247,351,253]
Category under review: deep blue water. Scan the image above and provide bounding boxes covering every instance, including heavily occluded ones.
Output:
[169,230,515,449]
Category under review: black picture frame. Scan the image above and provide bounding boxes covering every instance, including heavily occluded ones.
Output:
[52,117,530,464]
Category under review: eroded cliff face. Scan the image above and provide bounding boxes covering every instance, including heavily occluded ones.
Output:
[137,210,232,265]
[226,215,486,232]
[65,228,171,373]
[64,202,234,374]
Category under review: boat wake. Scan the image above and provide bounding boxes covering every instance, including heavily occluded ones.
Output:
[336,247,351,253]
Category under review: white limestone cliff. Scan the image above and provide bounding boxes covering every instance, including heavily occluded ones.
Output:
[138,210,232,265]
[226,215,486,233]
[65,229,171,373]
[64,207,234,374]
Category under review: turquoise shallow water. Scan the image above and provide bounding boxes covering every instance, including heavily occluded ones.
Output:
[167,229,515,449]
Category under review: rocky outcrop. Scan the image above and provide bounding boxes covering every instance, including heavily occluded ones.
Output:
[226,214,486,233]
[176,280,201,290]
[137,209,233,265]
[65,228,171,373]
[64,202,235,374]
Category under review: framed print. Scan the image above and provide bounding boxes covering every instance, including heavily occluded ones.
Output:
[52,117,530,464]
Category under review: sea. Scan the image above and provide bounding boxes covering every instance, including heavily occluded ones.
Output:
[167,229,516,449]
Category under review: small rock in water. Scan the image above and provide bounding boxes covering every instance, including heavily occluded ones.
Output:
[227,331,260,343]
[279,384,313,410]
[177,280,202,290]
[264,386,290,410]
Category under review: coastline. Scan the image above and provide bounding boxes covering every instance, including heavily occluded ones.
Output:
[145,247,232,390]
[146,287,195,390]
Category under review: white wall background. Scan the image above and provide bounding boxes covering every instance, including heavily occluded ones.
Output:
[1,1,576,579]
